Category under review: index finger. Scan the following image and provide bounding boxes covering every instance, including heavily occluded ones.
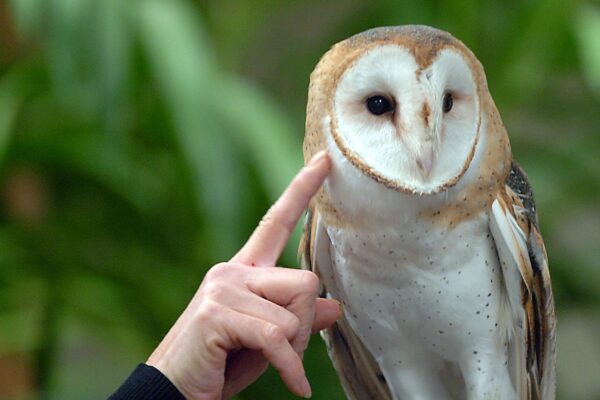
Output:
[231,151,330,267]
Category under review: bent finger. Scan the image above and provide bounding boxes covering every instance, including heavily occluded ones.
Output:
[243,267,320,353]
[223,310,311,398]
[242,266,320,307]
[223,287,301,340]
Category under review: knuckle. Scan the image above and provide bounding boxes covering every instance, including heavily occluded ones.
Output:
[195,299,222,325]
[205,263,230,281]
[299,270,320,294]
[203,264,245,301]
[263,323,286,344]
[295,328,311,347]
[202,281,228,302]
[203,331,224,355]
[282,313,301,338]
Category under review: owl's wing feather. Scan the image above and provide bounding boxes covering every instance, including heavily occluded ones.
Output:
[299,207,392,400]
[489,162,556,400]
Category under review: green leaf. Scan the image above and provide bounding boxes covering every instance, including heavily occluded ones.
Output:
[8,0,47,37]
[97,0,132,138]
[214,77,301,263]
[574,4,600,94]
[218,76,300,199]
[0,70,24,165]
[18,133,168,215]
[135,0,244,257]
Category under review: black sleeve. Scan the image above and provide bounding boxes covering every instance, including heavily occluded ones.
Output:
[109,363,185,400]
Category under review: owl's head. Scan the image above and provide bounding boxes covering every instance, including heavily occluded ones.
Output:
[306,26,492,195]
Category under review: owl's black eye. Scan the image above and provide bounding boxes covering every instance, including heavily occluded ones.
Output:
[442,92,453,113]
[366,95,394,116]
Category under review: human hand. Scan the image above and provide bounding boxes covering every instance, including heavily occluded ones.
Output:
[147,151,339,399]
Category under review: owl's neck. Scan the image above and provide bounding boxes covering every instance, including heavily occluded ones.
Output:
[324,142,451,230]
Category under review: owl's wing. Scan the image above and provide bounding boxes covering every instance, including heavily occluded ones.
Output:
[299,207,392,400]
[489,161,556,400]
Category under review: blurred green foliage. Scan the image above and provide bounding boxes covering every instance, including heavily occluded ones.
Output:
[0,0,599,399]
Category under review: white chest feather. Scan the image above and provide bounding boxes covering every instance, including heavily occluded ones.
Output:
[325,216,516,399]
[327,216,508,359]
[320,142,517,399]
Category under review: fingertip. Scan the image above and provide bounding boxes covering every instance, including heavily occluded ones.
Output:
[312,298,343,332]
[334,299,342,317]
[282,357,310,398]
[307,150,330,168]
[297,152,330,199]
[300,376,312,398]
[322,298,343,318]
[304,152,331,181]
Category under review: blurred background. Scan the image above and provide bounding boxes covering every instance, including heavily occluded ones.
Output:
[0,0,599,399]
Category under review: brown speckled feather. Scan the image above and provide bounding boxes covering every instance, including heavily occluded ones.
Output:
[500,162,557,399]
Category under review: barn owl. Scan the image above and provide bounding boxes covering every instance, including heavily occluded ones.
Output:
[299,25,556,400]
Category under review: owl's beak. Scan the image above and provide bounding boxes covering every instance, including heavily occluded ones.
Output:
[401,118,435,178]
[416,147,434,178]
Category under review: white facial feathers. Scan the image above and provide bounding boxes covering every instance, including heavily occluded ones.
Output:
[330,45,480,194]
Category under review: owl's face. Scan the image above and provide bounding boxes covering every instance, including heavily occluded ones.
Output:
[328,43,481,194]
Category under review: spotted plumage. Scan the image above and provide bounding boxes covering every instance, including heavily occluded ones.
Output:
[299,25,556,399]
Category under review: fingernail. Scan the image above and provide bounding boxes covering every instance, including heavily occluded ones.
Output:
[300,376,312,398]
[308,150,328,166]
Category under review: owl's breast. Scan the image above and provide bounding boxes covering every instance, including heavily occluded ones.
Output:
[325,214,510,363]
